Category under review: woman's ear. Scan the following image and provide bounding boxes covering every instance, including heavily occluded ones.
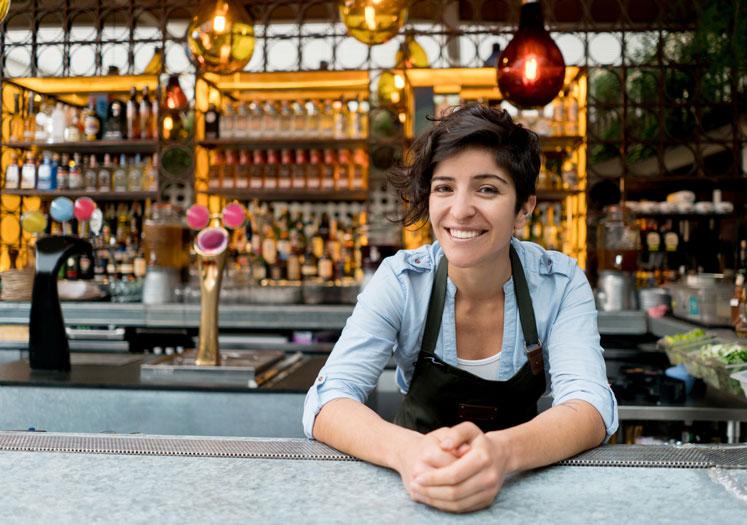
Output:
[514,195,537,230]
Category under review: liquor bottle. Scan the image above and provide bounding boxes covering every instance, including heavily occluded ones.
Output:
[204,103,220,139]
[261,101,278,138]
[356,96,369,138]
[144,153,158,191]
[4,152,20,189]
[291,100,306,138]
[248,100,262,139]
[126,87,140,140]
[306,149,322,190]
[321,148,337,191]
[278,149,293,190]
[223,150,237,189]
[113,154,128,192]
[150,87,160,140]
[250,149,265,190]
[264,149,279,190]
[34,97,50,142]
[9,94,23,143]
[23,94,36,142]
[127,154,143,191]
[47,102,66,144]
[140,86,153,139]
[293,149,307,190]
[64,106,81,142]
[68,153,83,189]
[336,148,352,191]
[279,100,292,135]
[318,244,334,281]
[236,102,249,138]
[20,151,37,189]
[208,150,224,190]
[83,96,101,141]
[165,75,188,111]
[221,103,234,139]
[305,100,320,136]
[351,148,368,190]
[332,98,346,139]
[236,149,251,189]
[57,153,70,190]
[530,206,543,244]
[99,153,112,192]
[101,98,123,140]
[320,99,334,138]
[84,154,98,191]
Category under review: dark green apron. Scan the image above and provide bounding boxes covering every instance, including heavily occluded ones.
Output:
[394,245,546,433]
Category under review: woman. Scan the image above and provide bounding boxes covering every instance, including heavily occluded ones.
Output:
[303,104,618,513]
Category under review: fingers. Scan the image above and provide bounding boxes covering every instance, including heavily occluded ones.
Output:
[410,485,500,514]
[418,434,461,469]
[438,421,482,452]
[415,441,494,487]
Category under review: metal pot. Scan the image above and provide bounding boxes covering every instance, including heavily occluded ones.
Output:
[595,270,639,311]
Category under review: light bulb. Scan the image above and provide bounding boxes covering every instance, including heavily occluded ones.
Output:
[0,1,10,24]
[497,1,566,108]
[187,0,255,75]
[339,0,408,45]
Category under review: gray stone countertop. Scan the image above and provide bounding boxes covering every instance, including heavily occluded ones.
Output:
[1,433,746,524]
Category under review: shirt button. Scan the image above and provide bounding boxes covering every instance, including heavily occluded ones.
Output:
[415,258,421,263]
[317,375,325,383]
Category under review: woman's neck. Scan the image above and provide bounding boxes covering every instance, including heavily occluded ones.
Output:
[448,249,512,303]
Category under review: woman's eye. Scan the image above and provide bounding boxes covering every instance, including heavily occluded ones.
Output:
[431,185,452,193]
[478,186,498,194]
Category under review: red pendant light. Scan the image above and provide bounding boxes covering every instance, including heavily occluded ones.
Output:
[497,1,566,109]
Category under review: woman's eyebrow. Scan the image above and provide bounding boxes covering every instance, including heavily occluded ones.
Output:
[474,173,509,185]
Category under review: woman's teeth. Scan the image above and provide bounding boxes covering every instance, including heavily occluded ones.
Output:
[448,229,483,239]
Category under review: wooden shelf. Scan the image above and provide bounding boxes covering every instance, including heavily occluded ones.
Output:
[197,138,368,149]
[206,189,368,202]
[536,189,583,201]
[539,136,584,151]
[2,189,157,200]
[3,140,158,154]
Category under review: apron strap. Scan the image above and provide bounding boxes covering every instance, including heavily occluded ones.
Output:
[421,255,448,355]
[509,245,544,375]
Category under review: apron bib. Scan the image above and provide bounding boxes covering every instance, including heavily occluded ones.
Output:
[394,245,546,433]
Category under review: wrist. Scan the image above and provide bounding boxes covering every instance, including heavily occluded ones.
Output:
[487,430,518,474]
[387,427,421,473]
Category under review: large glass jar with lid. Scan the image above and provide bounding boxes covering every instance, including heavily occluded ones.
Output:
[597,205,640,272]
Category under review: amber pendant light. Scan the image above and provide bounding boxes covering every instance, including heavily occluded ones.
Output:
[497,1,565,108]
[0,1,10,24]
[339,0,409,45]
[187,0,255,75]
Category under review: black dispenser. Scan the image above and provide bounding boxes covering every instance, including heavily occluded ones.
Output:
[28,236,93,371]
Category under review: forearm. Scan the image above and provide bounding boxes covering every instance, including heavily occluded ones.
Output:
[312,397,421,471]
[488,400,606,474]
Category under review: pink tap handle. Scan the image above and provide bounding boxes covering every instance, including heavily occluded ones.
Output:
[222,202,247,229]
[186,204,211,230]
[195,227,229,256]
[73,197,97,222]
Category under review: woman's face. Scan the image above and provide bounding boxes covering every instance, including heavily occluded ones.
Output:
[428,147,535,270]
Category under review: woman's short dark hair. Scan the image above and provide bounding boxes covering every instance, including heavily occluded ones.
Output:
[388,103,541,226]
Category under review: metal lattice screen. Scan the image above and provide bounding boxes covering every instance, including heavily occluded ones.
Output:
[1,0,745,271]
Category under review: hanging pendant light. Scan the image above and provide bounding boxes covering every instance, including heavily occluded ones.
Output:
[339,0,409,46]
[0,1,11,24]
[187,0,255,75]
[497,1,565,108]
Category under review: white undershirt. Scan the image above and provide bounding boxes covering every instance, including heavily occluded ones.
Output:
[455,352,501,381]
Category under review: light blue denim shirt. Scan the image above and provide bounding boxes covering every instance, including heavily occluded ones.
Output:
[303,237,619,439]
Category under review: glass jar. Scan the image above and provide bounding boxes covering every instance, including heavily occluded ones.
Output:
[142,203,188,269]
[597,205,640,272]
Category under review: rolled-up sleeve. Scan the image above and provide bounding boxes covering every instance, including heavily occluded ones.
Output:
[546,264,619,440]
[302,257,405,438]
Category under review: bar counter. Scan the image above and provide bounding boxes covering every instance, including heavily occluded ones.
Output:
[1,432,745,523]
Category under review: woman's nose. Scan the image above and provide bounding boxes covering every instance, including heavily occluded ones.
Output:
[449,191,476,220]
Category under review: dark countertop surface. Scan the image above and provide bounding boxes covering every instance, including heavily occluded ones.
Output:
[0,353,326,393]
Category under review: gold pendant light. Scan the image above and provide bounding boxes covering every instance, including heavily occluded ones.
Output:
[0,1,11,24]
[339,0,408,46]
[187,0,255,75]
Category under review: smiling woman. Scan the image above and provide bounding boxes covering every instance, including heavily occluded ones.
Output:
[304,103,617,513]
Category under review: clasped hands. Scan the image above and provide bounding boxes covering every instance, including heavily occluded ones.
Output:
[395,422,511,513]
